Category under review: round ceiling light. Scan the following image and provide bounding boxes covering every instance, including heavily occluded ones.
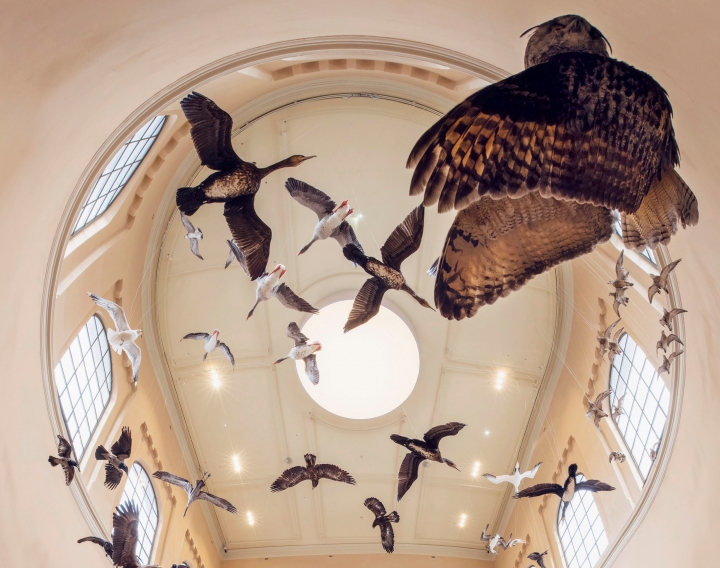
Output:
[296,300,419,419]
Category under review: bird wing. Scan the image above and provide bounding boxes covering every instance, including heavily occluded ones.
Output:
[380,205,424,271]
[507,538,526,547]
[668,333,684,346]
[77,536,111,550]
[62,462,76,485]
[514,483,564,499]
[427,257,440,277]
[344,277,387,333]
[615,251,629,281]
[647,283,661,303]
[379,519,395,553]
[270,466,310,492]
[286,322,309,346]
[111,427,132,460]
[483,473,509,485]
[122,342,142,384]
[406,52,677,214]
[182,333,210,341]
[331,221,363,252]
[217,342,235,366]
[575,480,615,493]
[152,471,193,494]
[434,193,613,319]
[180,92,241,171]
[57,434,73,458]
[189,238,204,260]
[604,318,622,340]
[304,355,320,385]
[104,462,124,490]
[660,258,682,280]
[364,497,387,517]
[88,293,131,332]
[667,349,684,364]
[397,452,423,501]
[197,490,238,514]
[180,211,196,233]
[667,308,688,320]
[284,178,335,219]
[224,195,271,281]
[225,239,250,276]
[316,463,356,485]
[612,326,625,343]
[594,389,612,409]
[522,462,543,479]
[423,422,466,448]
[272,283,319,314]
[112,502,141,568]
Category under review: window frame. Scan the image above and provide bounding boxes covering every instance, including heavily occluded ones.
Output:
[120,462,160,565]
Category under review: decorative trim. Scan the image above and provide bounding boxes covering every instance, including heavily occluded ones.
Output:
[139,422,176,505]
[512,534,531,568]
[185,529,207,568]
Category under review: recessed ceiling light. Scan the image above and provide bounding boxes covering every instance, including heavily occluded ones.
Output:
[232,455,241,472]
[495,370,505,390]
[211,370,221,389]
[247,511,255,526]
[471,461,481,477]
[484,430,490,436]
[458,513,467,528]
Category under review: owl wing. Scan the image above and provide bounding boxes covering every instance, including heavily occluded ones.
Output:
[434,193,613,319]
[407,53,677,215]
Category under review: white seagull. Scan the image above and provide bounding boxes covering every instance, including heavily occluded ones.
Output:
[246,264,319,320]
[273,322,322,385]
[180,211,203,260]
[480,525,526,554]
[483,461,542,493]
[181,329,235,366]
[88,293,142,383]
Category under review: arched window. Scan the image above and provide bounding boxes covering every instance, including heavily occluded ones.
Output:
[121,463,159,564]
[73,115,166,234]
[54,314,112,458]
[609,333,669,481]
[557,474,609,568]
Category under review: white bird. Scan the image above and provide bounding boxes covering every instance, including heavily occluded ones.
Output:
[180,211,203,260]
[273,322,322,385]
[597,318,624,361]
[88,293,142,383]
[246,264,319,320]
[181,329,235,366]
[480,525,525,554]
[224,239,249,275]
[611,393,626,421]
[483,461,542,493]
[658,349,683,374]
[648,258,681,303]
[656,329,683,353]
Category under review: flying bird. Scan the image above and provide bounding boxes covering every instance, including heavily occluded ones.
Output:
[597,318,624,361]
[153,470,237,517]
[585,389,611,430]
[648,259,682,303]
[659,307,687,331]
[343,205,432,332]
[364,497,399,553]
[656,329,683,353]
[514,463,615,521]
[650,440,661,462]
[270,453,355,492]
[480,525,526,554]
[407,14,698,315]
[609,287,630,318]
[48,434,79,485]
[273,322,322,385]
[175,92,314,280]
[112,501,161,568]
[172,564,190,568]
[611,393,626,421]
[483,461,542,493]
[658,349,683,375]
[609,251,633,291]
[390,422,465,501]
[528,551,549,568]
[246,264,318,320]
[224,239,249,275]
[284,178,362,255]
[88,293,142,383]
[181,329,235,366]
[77,536,113,559]
[95,426,131,490]
[608,451,626,464]
[180,211,203,260]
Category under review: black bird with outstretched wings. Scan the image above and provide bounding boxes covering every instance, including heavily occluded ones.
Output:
[364,497,400,553]
[270,453,356,492]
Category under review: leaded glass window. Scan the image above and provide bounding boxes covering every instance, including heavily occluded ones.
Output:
[120,463,159,564]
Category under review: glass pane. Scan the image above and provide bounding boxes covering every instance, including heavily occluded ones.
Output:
[120,463,158,564]
[558,475,608,568]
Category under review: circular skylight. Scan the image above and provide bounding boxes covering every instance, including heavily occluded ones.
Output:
[296,300,419,419]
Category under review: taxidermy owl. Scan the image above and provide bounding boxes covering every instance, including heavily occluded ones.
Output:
[408,14,698,320]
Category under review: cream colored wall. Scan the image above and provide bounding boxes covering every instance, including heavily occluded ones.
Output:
[223,555,493,568]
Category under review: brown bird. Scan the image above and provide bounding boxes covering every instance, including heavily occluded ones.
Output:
[364,497,400,553]
[175,92,314,280]
[408,15,697,316]
[597,318,624,361]
[608,451,626,464]
[610,286,630,318]
[270,453,356,492]
[585,389,611,430]
[77,536,113,559]
[659,307,687,331]
[153,470,237,517]
[112,501,161,568]
[48,434,79,485]
[95,426,132,489]
[658,349,683,375]
[648,259,682,303]
[657,329,683,353]
[609,251,633,291]
[343,205,432,332]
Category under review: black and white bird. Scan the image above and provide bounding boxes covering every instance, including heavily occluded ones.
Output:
[528,551,549,568]
[609,251,633,291]
[95,426,131,490]
[153,470,237,517]
[247,264,319,320]
[480,525,526,554]
[585,389,611,430]
[224,239,249,274]
[175,92,314,280]
[270,453,356,492]
[88,293,142,383]
[611,393,626,421]
[390,422,465,501]
[181,329,235,366]
[112,501,161,568]
[514,463,615,521]
[483,461,542,493]
[608,451,626,464]
[658,349,683,374]
[48,434,79,485]
[648,259,682,304]
[284,178,362,255]
[180,211,203,260]
[597,318,624,361]
[659,307,687,331]
[364,497,400,553]
[273,322,322,385]
[77,536,113,559]
[343,205,432,332]
[656,329,683,353]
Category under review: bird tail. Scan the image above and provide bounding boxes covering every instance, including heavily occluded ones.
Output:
[48,456,61,466]
[342,244,367,268]
[94,445,108,460]
[390,434,410,447]
[298,237,318,255]
[176,186,206,216]
[386,511,400,523]
[621,169,699,251]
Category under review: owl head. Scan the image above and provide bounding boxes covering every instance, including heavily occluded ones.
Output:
[522,15,611,68]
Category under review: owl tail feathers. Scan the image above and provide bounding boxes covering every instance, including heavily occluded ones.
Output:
[621,169,699,251]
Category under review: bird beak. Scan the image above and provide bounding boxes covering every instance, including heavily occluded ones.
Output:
[280,268,287,278]
[300,155,316,162]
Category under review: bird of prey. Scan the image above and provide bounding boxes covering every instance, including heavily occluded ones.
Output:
[597,318,624,361]
[609,251,633,291]
[585,389,612,430]
[659,307,687,331]
[95,426,131,490]
[284,178,362,255]
[180,211,203,260]
[528,551,549,568]
[77,536,113,559]
[343,205,432,332]
[364,497,400,553]
[175,92,314,280]
[648,259,682,303]
[611,393,626,421]
[390,422,465,501]
[181,329,235,366]
[480,525,525,554]
[153,470,237,517]
[609,286,630,318]
[658,349,683,375]
[270,453,355,492]
[483,461,542,493]
[273,322,322,385]
[88,293,142,383]
[608,451,626,464]
[112,501,161,568]
[656,329,683,353]
[246,264,318,320]
[224,239,249,274]
[407,14,698,316]
[48,434,79,485]
[514,463,615,521]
